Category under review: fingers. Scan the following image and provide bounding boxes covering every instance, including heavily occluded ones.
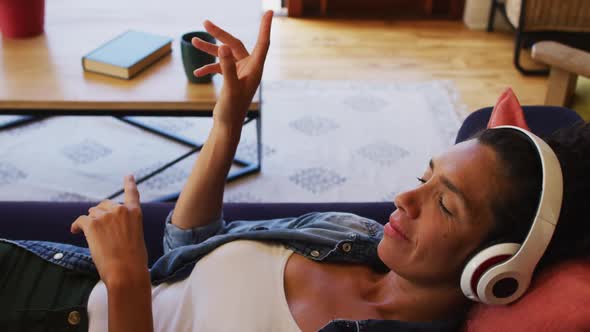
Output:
[71,176,141,236]
[124,175,140,209]
[71,215,92,234]
[252,10,274,64]
[88,206,107,219]
[218,45,238,90]
[203,20,249,60]
[191,36,220,57]
[93,199,116,213]
[193,63,221,77]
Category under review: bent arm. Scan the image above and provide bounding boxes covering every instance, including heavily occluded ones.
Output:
[70,178,153,332]
[171,122,241,230]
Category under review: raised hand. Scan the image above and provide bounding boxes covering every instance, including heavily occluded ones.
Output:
[191,10,273,128]
[71,175,148,286]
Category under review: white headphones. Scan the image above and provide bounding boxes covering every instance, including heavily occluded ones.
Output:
[460,125,564,305]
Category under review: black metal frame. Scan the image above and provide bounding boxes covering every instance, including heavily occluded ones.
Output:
[0,100,262,203]
[0,115,48,131]
[487,0,590,76]
[487,0,549,75]
[486,0,504,33]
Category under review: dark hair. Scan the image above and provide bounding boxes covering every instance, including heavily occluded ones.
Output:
[475,122,590,273]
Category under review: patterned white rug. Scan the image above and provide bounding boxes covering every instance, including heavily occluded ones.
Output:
[0,80,463,203]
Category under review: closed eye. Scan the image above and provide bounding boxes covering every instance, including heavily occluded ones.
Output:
[439,197,453,216]
[418,177,454,217]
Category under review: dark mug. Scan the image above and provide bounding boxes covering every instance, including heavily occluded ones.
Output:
[181,31,216,83]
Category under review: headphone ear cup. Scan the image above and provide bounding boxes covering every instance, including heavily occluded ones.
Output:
[460,243,520,303]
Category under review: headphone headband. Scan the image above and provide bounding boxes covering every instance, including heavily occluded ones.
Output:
[491,126,563,257]
[460,125,563,305]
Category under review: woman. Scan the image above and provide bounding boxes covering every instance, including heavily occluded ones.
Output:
[1,11,589,332]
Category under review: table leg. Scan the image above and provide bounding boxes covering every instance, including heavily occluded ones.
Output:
[108,113,262,202]
[0,116,48,131]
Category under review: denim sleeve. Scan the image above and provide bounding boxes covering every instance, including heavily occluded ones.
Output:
[162,209,227,254]
[162,209,382,254]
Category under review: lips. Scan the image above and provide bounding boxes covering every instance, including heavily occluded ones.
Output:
[386,213,411,242]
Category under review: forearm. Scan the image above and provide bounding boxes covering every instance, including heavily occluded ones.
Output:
[172,117,242,230]
[107,269,153,332]
[171,10,272,230]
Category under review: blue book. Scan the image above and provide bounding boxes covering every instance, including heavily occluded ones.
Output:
[82,30,173,79]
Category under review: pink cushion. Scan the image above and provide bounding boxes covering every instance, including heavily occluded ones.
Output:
[487,88,531,130]
[462,259,590,331]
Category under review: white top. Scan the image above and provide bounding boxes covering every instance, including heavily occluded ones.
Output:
[87,240,302,332]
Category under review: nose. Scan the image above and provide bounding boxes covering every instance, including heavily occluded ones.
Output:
[393,188,421,219]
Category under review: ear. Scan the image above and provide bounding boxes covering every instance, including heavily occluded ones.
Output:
[487,88,531,130]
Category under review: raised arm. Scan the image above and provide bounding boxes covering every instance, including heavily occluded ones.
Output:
[171,11,273,230]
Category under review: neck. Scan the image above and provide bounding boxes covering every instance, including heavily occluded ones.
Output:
[363,271,471,322]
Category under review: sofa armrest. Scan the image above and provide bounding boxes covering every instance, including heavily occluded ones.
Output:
[531,41,590,106]
[532,41,590,78]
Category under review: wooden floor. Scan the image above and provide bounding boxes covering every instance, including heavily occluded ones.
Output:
[262,17,548,115]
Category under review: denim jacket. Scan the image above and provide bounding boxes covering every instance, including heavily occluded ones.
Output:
[4,211,461,332]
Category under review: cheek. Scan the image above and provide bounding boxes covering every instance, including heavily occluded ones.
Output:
[415,210,455,254]
[414,222,455,262]
[427,231,478,277]
[378,206,481,281]
[412,220,472,278]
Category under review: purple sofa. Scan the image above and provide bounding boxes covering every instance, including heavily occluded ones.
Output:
[0,106,582,269]
[0,201,394,266]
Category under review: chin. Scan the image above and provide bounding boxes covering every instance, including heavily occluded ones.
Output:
[377,237,400,270]
[377,236,418,276]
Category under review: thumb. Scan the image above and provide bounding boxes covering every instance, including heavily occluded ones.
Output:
[70,215,89,234]
[218,45,238,90]
[70,222,81,234]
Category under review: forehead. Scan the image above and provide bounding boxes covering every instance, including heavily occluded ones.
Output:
[434,140,501,218]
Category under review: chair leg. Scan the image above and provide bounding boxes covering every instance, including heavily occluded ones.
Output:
[513,31,549,76]
[545,68,578,107]
[320,0,328,16]
[487,0,498,32]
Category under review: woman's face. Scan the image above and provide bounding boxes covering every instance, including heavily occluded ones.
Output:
[378,140,504,286]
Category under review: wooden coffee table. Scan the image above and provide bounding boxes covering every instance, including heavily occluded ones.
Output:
[0,0,263,201]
